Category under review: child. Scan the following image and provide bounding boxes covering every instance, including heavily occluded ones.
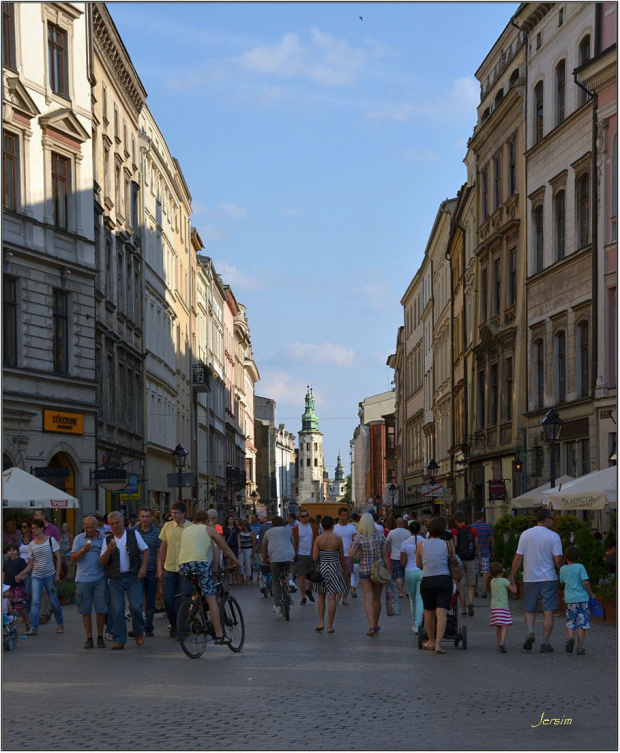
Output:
[559,545,595,655]
[2,544,29,629]
[489,562,517,652]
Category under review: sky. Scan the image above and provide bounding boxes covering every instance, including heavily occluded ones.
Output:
[109,1,519,476]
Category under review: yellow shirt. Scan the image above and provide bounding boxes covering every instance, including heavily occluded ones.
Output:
[159,519,194,572]
[178,524,213,566]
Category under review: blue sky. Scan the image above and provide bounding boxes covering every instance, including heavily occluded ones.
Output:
[109,1,518,475]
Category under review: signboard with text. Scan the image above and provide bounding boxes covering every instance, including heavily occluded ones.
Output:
[43,410,84,435]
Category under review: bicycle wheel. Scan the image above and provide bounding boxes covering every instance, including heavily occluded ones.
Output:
[221,594,245,652]
[177,598,208,659]
[280,582,290,621]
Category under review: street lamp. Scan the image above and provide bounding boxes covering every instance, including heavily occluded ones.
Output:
[250,490,258,514]
[389,483,397,512]
[540,409,563,489]
[426,459,439,482]
[374,493,381,513]
[172,443,188,503]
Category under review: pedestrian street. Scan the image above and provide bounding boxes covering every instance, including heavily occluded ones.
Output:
[2,582,616,752]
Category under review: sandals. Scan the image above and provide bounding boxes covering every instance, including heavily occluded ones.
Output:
[367,628,378,636]
[327,629,335,634]
[25,629,38,636]
[315,626,324,632]
[435,648,446,654]
[214,635,231,645]
[422,642,436,651]
[55,626,64,634]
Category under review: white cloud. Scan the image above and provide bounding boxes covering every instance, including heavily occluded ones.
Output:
[280,341,356,368]
[368,76,480,122]
[197,224,226,242]
[402,147,438,164]
[281,206,307,218]
[220,202,247,218]
[257,368,309,405]
[214,262,264,291]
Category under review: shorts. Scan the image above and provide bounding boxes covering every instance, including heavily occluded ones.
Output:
[343,556,354,574]
[178,561,216,598]
[461,559,476,586]
[523,581,558,613]
[296,555,313,575]
[478,555,490,574]
[420,575,453,611]
[75,578,108,616]
[566,601,590,630]
[391,561,405,580]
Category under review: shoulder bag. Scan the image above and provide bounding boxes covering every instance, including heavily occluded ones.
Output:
[446,540,464,581]
[306,558,323,583]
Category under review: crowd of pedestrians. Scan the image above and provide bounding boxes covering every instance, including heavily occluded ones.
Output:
[2,504,612,658]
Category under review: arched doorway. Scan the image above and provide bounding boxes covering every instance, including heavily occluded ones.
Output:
[47,453,77,534]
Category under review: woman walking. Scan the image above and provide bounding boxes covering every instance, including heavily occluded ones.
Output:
[349,512,390,636]
[238,521,254,584]
[416,516,453,654]
[223,515,241,584]
[311,516,348,633]
[15,518,64,636]
[400,520,424,634]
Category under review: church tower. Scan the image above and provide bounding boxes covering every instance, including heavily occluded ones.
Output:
[328,451,347,501]
[296,387,324,505]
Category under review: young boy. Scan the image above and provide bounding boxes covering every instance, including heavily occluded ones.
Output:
[489,562,517,652]
[2,544,29,628]
[559,545,595,655]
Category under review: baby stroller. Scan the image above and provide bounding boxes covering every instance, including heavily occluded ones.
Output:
[3,587,18,651]
[417,585,467,650]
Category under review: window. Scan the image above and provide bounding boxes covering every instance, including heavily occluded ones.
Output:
[481,167,489,220]
[508,138,517,195]
[306,458,310,467]
[480,267,488,322]
[3,276,17,367]
[534,338,544,408]
[579,36,591,106]
[534,82,544,143]
[536,32,542,49]
[533,204,544,272]
[493,153,502,210]
[131,182,139,232]
[114,106,119,142]
[490,363,498,425]
[612,135,618,242]
[555,331,566,403]
[103,146,110,199]
[2,3,15,70]
[102,83,108,122]
[3,131,18,210]
[577,174,590,247]
[314,458,318,467]
[504,357,513,421]
[554,190,565,259]
[508,248,517,307]
[559,7,564,25]
[477,369,486,430]
[53,289,69,373]
[492,258,501,315]
[578,321,589,397]
[47,23,67,97]
[51,153,69,228]
[556,60,565,125]
[106,348,115,422]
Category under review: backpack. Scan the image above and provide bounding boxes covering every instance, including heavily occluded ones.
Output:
[455,526,475,560]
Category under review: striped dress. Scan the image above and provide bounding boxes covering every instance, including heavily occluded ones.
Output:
[317,549,348,595]
[490,577,513,626]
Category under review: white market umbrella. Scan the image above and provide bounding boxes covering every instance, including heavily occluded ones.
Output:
[542,466,617,511]
[2,467,79,509]
[511,476,575,508]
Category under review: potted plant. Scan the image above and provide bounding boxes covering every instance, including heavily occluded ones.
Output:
[595,576,616,623]
[56,579,76,605]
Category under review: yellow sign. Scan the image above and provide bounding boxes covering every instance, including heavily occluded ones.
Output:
[43,410,84,435]
[120,484,142,501]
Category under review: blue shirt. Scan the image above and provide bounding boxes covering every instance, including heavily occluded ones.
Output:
[559,562,590,604]
[470,521,493,556]
[131,523,161,573]
[72,532,105,583]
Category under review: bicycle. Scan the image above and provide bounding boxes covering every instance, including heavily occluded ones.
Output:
[276,562,294,620]
[176,567,245,659]
[260,562,273,599]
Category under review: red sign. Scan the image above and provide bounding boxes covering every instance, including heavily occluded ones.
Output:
[50,499,70,508]
[489,481,506,500]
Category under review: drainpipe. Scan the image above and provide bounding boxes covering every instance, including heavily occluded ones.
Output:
[573,71,599,402]
[138,132,151,509]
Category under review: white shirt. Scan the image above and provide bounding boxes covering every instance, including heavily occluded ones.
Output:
[374,523,385,536]
[516,525,563,582]
[297,523,314,556]
[401,535,423,571]
[386,528,411,558]
[101,530,148,573]
[333,522,358,552]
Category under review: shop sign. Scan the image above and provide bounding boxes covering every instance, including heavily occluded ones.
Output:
[489,481,506,500]
[43,410,84,434]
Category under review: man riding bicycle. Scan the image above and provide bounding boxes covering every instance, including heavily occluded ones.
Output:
[261,516,295,615]
[177,509,241,644]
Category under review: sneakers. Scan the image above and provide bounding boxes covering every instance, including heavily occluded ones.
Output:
[300,598,307,605]
[96,636,105,648]
[565,637,575,653]
[306,589,315,603]
[576,647,586,655]
[288,579,297,592]
[169,627,177,639]
[273,606,281,614]
[145,628,154,637]
[467,603,475,617]
[540,643,554,653]
[497,644,508,653]
[104,632,113,641]
[523,632,535,650]
[83,637,94,649]
[412,626,418,634]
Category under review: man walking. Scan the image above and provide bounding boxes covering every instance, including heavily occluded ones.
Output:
[131,508,161,637]
[71,516,108,649]
[386,517,412,599]
[508,508,564,652]
[471,510,495,598]
[34,510,61,541]
[333,507,358,603]
[99,511,149,649]
[450,512,480,616]
[292,509,319,605]
[157,501,194,638]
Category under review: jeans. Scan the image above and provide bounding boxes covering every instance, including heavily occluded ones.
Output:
[163,570,192,629]
[108,572,145,645]
[239,549,252,579]
[30,574,64,631]
[139,573,158,632]
[405,569,424,629]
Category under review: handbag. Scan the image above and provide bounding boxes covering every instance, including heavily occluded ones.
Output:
[448,552,464,581]
[306,560,323,583]
[370,562,391,585]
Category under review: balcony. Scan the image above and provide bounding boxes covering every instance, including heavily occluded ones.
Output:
[192,362,211,393]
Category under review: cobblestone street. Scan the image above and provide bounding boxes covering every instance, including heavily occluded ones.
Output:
[2,583,616,751]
